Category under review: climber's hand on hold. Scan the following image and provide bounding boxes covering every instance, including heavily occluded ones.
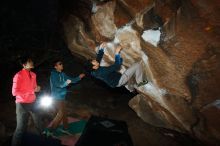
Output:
[115,45,122,54]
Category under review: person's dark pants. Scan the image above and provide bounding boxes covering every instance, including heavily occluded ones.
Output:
[11,102,43,146]
[50,100,68,130]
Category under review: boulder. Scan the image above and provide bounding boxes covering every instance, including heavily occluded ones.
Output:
[62,0,220,144]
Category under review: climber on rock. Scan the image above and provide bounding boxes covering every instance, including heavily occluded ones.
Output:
[84,42,148,92]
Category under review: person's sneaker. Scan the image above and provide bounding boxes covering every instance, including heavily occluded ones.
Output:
[42,128,55,137]
[137,80,148,87]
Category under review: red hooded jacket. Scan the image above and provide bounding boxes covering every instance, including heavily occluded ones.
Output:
[12,69,37,103]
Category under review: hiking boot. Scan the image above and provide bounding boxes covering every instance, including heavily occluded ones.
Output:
[137,80,148,87]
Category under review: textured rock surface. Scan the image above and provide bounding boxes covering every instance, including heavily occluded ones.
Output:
[91,1,117,40]
[62,0,220,144]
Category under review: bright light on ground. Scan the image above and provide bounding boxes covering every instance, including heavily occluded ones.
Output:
[40,96,53,107]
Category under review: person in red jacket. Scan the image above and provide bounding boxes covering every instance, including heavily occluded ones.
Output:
[11,56,42,146]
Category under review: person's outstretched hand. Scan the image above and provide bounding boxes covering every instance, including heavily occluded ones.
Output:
[66,79,71,85]
[100,42,107,49]
[79,73,85,79]
[115,45,122,54]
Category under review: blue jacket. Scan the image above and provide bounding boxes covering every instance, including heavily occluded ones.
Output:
[91,48,123,88]
[50,69,81,100]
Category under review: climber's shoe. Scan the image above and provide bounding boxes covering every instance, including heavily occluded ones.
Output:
[137,80,148,87]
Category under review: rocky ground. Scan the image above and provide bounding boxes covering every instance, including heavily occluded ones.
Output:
[0,48,203,146]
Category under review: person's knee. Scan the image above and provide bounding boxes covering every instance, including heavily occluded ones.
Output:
[132,62,140,67]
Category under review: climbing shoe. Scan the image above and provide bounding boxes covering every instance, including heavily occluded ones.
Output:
[137,80,148,87]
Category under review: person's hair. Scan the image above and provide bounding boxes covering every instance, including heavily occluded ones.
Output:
[84,59,94,73]
[52,59,62,67]
[19,56,32,66]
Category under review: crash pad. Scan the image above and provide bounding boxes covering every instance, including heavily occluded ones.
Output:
[43,117,87,146]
